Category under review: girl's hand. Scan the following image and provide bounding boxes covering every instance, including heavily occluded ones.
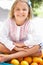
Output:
[14,47,25,51]
[0,54,10,62]
[13,42,25,48]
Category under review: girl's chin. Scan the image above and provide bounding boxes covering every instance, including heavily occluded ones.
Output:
[16,23,24,26]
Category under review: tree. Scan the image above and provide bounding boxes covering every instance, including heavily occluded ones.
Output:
[30,0,43,17]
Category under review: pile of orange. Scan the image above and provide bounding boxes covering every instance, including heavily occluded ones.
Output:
[10,50,43,65]
[10,56,43,65]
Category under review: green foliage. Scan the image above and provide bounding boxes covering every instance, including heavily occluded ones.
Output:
[30,0,42,8]
[30,0,43,17]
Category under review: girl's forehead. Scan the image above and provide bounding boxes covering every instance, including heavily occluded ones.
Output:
[15,1,29,8]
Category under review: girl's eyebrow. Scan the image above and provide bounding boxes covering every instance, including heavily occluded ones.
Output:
[16,7,28,9]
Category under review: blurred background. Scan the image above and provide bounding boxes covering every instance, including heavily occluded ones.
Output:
[0,0,15,21]
[31,0,43,17]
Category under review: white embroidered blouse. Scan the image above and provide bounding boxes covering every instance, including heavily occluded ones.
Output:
[0,18,41,51]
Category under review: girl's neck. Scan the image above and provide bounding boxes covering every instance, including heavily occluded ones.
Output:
[13,18,28,26]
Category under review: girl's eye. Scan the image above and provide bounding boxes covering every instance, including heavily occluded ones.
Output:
[16,8,27,11]
[16,8,20,11]
[23,9,27,11]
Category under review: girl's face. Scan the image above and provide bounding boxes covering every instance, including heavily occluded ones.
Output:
[14,1,29,26]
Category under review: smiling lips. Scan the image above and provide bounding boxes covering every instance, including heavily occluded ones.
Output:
[17,15,25,17]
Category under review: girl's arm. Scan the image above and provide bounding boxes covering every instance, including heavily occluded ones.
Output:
[13,42,26,48]
[0,20,15,51]
[14,46,26,51]
[0,45,40,62]
[8,45,40,59]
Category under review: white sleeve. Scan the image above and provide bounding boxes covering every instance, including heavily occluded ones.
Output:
[24,20,41,48]
[0,21,15,51]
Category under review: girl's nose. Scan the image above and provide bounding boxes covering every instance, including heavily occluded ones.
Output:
[20,10,23,13]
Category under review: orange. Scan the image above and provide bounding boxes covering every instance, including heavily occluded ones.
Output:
[17,57,23,62]
[41,59,43,65]
[33,57,42,64]
[11,59,19,65]
[31,62,38,65]
[40,49,43,58]
[24,57,32,64]
[21,60,29,65]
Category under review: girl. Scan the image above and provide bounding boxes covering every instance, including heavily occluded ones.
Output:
[0,0,42,62]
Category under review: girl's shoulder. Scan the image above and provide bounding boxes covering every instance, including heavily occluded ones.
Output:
[28,18,38,27]
[6,18,12,23]
[3,18,13,25]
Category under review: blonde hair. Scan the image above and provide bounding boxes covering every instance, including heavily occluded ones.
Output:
[9,0,33,20]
